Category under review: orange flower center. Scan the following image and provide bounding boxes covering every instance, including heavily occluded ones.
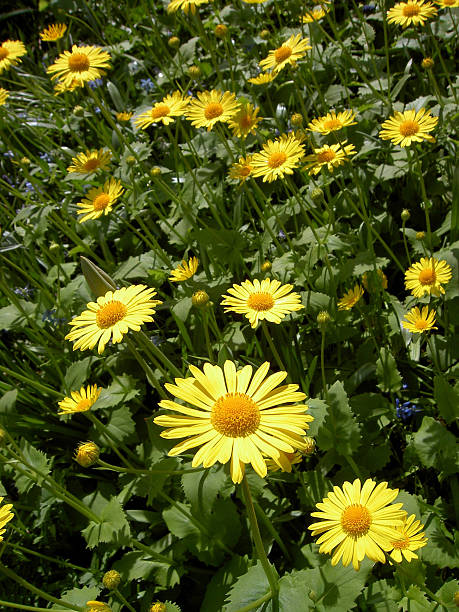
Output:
[240,165,252,177]
[317,149,336,163]
[75,398,92,412]
[83,158,101,171]
[96,300,127,329]
[204,102,224,120]
[151,104,171,119]
[403,5,421,17]
[415,319,428,330]
[341,504,372,537]
[211,392,260,437]
[240,114,254,129]
[247,292,275,311]
[274,45,292,63]
[93,193,110,211]
[418,268,436,285]
[392,535,410,549]
[443,0,455,4]
[267,152,287,168]
[68,52,90,72]
[399,120,419,136]
[323,118,342,131]
[0,48,9,60]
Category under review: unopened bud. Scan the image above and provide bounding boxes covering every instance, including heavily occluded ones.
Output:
[126,155,136,166]
[49,242,60,253]
[261,261,272,273]
[151,166,161,177]
[291,113,303,127]
[311,187,324,202]
[81,256,117,297]
[401,209,410,222]
[150,604,167,612]
[214,24,228,38]
[102,570,121,590]
[453,591,459,607]
[20,157,31,165]
[73,105,84,116]
[75,442,100,467]
[0,428,7,445]
[317,311,331,327]
[168,36,180,48]
[86,601,112,612]
[303,437,316,455]
[416,231,425,240]
[192,290,210,307]
[188,65,201,79]
[260,29,270,40]
[421,57,434,70]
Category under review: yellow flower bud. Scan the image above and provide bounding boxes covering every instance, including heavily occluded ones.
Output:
[192,290,210,307]
[317,311,331,326]
[421,57,434,70]
[303,437,316,455]
[416,231,425,241]
[151,166,162,177]
[214,24,228,38]
[102,570,121,590]
[401,209,410,221]
[291,113,303,127]
[260,29,270,39]
[75,442,100,467]
[150,604,167,612]
[168,36,180,48]
[73,105,84,116]
[188,65,201,79]
[261,261,272,273]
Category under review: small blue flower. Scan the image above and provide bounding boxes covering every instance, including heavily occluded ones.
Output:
[40,152,53,163]
[88,78,103,89]
[14,284,35,299]
[395,398,421,421]
[140,78,155,93]
[278,230,286,240]
[24,181,34,193]
[363,4,376,13]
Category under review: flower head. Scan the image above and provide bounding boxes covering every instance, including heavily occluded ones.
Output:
[309,478,407,570]
[167,0,210,13]
[221,278,304,328]
[0,88,9,106]
[134,91,190,129]
[154,360,313,483]
[40,24,67,41]
[266,451,303,472]
[169,256,199,282]
[0,497,14,542]
[86,602,112,612]
[379,108,438,146]
[186,89,240,131]
[251,133,305,182]
[229,155,254,182]
[395,399,421,421]
[402,306,437,333]
[248,72,277,85]
[307,110,356,135]
[102,570,121,590]
[67,149,112,174]
[0,40,27,74]
[58,384,102,415]
[301,6,329,21]
[389,514,427,563]
[404,257,452,297]
[74,441,100,467]
[259,34,311,74]
[387,1,438,27]
[338,285,364,310]
[303,141,356,175]
[47,45,111,88]
[76,178,124,222]
[227,103,263,139]
[65,285,162,354]
[117,111,133,121]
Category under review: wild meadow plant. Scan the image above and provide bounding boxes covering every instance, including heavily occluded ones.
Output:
[0,0,458,610]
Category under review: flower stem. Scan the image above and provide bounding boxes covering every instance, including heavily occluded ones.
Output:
[261,321,286,372]
[0,601,72,612]
[320,327,328,401]
[114,589,136,612]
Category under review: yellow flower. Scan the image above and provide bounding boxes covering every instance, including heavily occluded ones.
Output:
[167,0,210,13]
[150,603,167,612]
[434,0,459,6]
[169,256,199,282]
[221,278,304,328]
[307,110,357,135]
[186,89,240,131]
[251,133,305,182]
[362,269,388,292]
[47,45,111,88]
[0,497,14,542]
[259,34,311,74]
[301,6,329,21]
[389,514,427,562]
[154,360,314,484]
[134,91,190,129]
[302,141,356,175]
[58,384,102,415]
[0,88,9,106]
[40,24,67,41]
[404,257,452,297]
[0,40,27,74]
[402,306,437,333]
[116,111,133,121]
[74,441,100,467]
[379,108,438,147]
[309,478,406,571]
[86,602,112,612]
[248,72,277,85]
[229,155,254,182]
[387,0,438,27]
[338,285,364,310]
[227,103,263,139]
[65,285,162,354]
[67,149,112,174]
[266,451,303,472]
[76,178,124,223]
[53,79,81,95]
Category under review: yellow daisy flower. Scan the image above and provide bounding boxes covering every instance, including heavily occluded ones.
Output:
[67,149,112,174]
[307,110,357,135]
[134,91,190,129]
[251,133,305,183]
[402,306,437,334]
[303,141,356,175]
[47,45,111,88]
[116,111,133,121]
[301,6,329,22]
[53,79,81,95]
[404,257,452,297]
[389,514,428,563]
[86,602,112,612]
[186,89,240,131]
[387,0,438,27]
[228,155,254,182]
[309,478,406,571]
[0,40,27,74]
[154,360,314,484]
[266,451,303,472]
[0,497,14,542]
[379,108,438,147]
[248,72,277,85]
[76,178,124,223]
[169,256,199,282]
[58,384,102,415]
[221,278,304,328]
[40,24,67,41]
[167,0,210,13]
[259,34,311,74]
[65,285,162,354]
[362,269,388,292]
[338,284,364,310]
[434,0,459,6]
[227,103,263,139]
[0,88,9,106]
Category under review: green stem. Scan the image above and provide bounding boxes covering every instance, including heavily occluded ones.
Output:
[85,411,138,467]
[402,220,411,266]
[138,330,182,378]
[201,310,213,361]
[234,592,273,612]
[5,541,88,573]
[114,589,136,612]
[346,455,363,480]
[0,601,73,612]
[97,459,205,475]
[320,327,328,401]
[261,321,286,372]
[125,337,167,399]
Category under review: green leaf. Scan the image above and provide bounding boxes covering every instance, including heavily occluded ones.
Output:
[182,464,229,517]
[362,579,401,612]
[114,251,158,281]
[376,347,402,393]
[224,561,274,612]
[202,556,249,612]
[395,559,426,588]
[316,381,361,456]
[82,497,131,548]
[433,375,459,424]
[422,516,458,569]
[411,416,458,476]
[401,584,434,611]
[278,571,311,612]
[104,404,136,444]
[113,551,160,581]
[95,375,140,409]
[64,356,97,392]
[51,585,100,609]
[16,439,51,494]
[306,398,328,437]
[0,301,36,330]
[0,389,18,415]
[162,502,200,540]
[436,580,459,610]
